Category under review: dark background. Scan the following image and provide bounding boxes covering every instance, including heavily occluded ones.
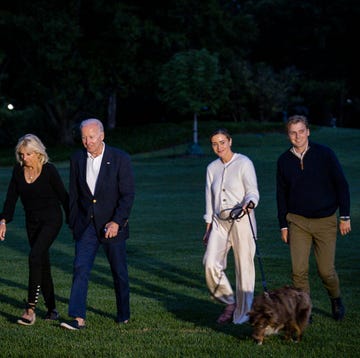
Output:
[0,0,359,145]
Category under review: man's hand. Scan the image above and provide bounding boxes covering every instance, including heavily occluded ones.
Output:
[104,221,120,239]
[339,220,351,236]
[0,222,6,241]
[281,228,289,244]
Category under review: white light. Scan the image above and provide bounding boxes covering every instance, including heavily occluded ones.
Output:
[7,103,14,110]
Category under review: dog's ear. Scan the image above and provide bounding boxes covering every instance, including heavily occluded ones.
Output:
[264,292,273,302]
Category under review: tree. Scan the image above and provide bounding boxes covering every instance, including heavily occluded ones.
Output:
[159,48,231,153]
[1,0,359,136]
[298,79,348,126]
[241,62,299,121]
[0,2,85,143]
[0,0,142,143]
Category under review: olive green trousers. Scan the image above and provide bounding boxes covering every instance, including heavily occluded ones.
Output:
[287,212,341,298]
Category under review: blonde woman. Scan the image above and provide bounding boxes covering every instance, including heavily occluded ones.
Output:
[0,134,69,325]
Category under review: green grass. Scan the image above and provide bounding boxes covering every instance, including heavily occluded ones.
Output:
[0,125,359,357]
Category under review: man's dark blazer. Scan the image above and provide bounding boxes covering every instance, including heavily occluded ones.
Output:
[69,144,135,242]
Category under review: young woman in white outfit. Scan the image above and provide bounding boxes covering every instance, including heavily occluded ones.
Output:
[202,128,259,324]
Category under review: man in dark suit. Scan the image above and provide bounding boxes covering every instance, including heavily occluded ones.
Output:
[61,118,135,330]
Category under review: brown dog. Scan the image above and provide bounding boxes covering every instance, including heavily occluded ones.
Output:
[247,285,312,345]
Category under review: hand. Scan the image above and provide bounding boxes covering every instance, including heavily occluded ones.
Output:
[202,231,210,247]
[104,221,119,239]
[243,201,255,214]
[0,223,6,241]
[281,228,289,244]
[339,220,351,236]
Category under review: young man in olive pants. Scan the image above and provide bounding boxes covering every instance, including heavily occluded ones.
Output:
[276,115,351,321]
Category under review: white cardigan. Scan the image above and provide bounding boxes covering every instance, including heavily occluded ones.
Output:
[203,153,259,224]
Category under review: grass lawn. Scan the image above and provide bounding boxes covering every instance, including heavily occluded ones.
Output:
[0,124,359,357]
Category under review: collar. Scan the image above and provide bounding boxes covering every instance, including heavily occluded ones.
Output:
[290,143,310,159]
[87,142,105,159]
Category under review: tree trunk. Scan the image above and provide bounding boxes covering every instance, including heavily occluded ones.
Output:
[107,90,117,129]
[193,112,198,144]
[186,112,203,155]
[42,103,75,145]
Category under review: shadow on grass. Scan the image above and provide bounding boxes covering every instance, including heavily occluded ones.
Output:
[1,229,331,341]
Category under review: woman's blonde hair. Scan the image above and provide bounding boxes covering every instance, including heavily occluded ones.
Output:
[15,134,49,166]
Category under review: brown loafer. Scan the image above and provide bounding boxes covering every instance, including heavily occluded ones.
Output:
[216,303,236,324]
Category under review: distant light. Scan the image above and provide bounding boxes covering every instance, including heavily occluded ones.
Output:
[7,103,14,110]
[346,99,352,104]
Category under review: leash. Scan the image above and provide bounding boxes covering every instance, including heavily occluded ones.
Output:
[245,201,268,293]
[216,201,268,293]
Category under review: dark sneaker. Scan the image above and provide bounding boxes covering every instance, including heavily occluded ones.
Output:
[60,320,85,330]
[45,309,60,321]
[331,297,345,321]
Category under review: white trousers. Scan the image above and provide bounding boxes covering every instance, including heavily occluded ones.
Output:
[203,213,256,324]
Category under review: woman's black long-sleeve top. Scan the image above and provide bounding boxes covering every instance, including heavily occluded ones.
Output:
[0,163,69,223]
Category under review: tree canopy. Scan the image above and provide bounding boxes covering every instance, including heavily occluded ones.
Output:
[159,49,231,116]
[0,0,359,144]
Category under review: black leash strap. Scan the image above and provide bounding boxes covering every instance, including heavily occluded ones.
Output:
[246,202,268,293]
[217,201,268,293]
